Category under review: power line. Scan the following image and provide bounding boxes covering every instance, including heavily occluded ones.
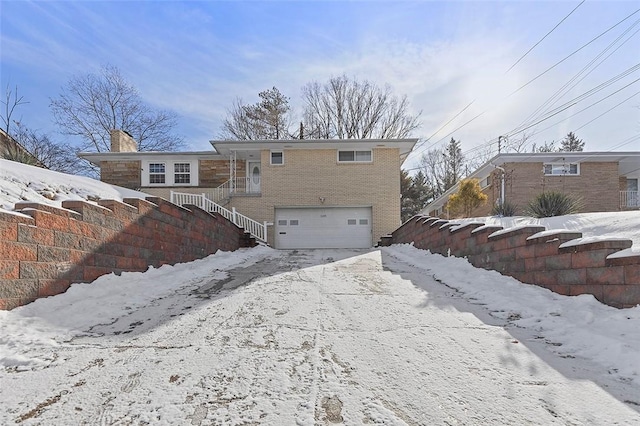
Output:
[519,18,640,129]
[406,8,640,170]
[573,90,640,132]
[505,0,586,74]
[410,100,475,153]
[505,64,640,138]
[411,8,640,163]
[507,8,640,99]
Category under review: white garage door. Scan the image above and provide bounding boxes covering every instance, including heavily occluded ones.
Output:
[275,207,372,249]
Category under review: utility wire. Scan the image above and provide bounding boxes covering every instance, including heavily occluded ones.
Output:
[519,18,640,129]
[507,8,640,98]
[505,0,586,74]
[573,90,640,132]
[409,8,640,164]
[411,100,475,152]
[506,64,640,137]
[407,8,640,171]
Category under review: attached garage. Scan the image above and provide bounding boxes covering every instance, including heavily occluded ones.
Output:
[274,207,372,249]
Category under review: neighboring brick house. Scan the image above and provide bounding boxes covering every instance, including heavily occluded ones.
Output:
[79,130,417,249]
[424,152,640,218]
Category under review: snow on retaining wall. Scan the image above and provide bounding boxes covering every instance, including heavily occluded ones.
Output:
[0,197,255,310]
[384,215,640,308]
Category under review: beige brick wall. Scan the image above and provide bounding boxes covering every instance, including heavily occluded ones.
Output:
[468,161,621,216]
[229,148,401,245]
[101,160,141,189]
[110,130,137,152]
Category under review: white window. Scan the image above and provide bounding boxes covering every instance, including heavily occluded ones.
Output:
[347,219,357,225]
[359,219,369,225]
[338,150,372,163]
[174,163,191,184]
[149,163,166,184]
[289,220,299,226]
[143,160,197,186]
[543,163,579,176]
[278,219,288,226]
[271,151,284,165]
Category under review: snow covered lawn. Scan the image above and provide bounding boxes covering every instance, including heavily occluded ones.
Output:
[1,246,639,425]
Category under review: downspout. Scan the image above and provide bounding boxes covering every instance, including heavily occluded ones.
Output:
[493,164,505,210]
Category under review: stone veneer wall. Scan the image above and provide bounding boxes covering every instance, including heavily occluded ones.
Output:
[382,216,640,308]
[0,197,255,310]
[100,160,141,189]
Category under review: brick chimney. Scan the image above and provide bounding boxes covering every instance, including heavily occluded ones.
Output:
[110,129,138,152]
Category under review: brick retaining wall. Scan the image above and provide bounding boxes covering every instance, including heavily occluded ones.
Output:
[383,216,640,308]
[0,197,255,310]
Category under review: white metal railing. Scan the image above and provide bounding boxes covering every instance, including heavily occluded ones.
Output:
[170,191,267,242]
[207,177,256,203]
[620,191,639,209]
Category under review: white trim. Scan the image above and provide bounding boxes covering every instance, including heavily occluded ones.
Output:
[142,159,199,186]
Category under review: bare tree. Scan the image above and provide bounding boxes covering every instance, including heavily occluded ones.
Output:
[466,143,496,171]
[499,131,532,153]
[301,75,420,139]
[11,123,78,173]
[531,140,557,152]
[50,65,183,153]
[220,87,292,140]
[2,84,28,134]
[420,147,447,197]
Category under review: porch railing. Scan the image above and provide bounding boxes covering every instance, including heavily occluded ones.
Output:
[170,191,268,242]
[620,191,639,209]
[208,177,256,203]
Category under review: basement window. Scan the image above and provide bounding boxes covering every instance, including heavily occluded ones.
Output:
[338,150,372,163]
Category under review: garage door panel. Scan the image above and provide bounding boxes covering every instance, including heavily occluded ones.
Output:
[275,207,372,249]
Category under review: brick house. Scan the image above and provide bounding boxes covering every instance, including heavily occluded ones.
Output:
[424,152,640,218]
[79,130,417,249]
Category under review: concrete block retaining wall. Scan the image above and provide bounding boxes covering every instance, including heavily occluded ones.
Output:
[383,216,640,308]
[0,197,255,310]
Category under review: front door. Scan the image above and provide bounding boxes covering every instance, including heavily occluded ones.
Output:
[249,162,261,193]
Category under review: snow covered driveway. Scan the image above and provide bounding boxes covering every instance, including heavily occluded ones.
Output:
[1,247,640,425]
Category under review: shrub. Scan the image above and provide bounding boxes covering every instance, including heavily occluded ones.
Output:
[492,200,517,217]
[526,191,581,218]
[447,178,488,218]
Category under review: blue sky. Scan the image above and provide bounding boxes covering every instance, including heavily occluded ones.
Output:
[1,1,639,170]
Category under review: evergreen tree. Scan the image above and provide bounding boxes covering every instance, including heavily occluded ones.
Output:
[442,138,464,192]
[400,170,433,222]
[559,132,584,152]
[220,87,292,140]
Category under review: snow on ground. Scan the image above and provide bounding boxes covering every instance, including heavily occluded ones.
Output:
[1,159,640,423]
[0,159,148,212]
[0,248,639,424]
[451,212,640,247]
